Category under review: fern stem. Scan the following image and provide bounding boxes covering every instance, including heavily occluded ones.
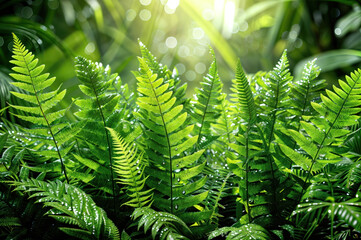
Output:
[148,75,174,213]
[243,124,252,222]
[20,51,69,183]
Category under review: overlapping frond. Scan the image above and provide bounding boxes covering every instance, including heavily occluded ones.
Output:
[208,224,271,240]
[263,50,292,113]
[132,207,192,240]
[12,179,120,240]
[289,59,325,119]
[190,52,223,147]
[74,56,119,209]
[281,69,361,180]
[134,53,207,215]
[108,128,153,208]
[228,52,295,223]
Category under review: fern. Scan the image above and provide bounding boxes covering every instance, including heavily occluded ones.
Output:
[190,51,223,147]
[108,128,153,208]
[74,56,119,211]
[132,207,192,240]
[289,59,324,122]
[138,42,187,106]
[8,33,72,182]
[281,69,361,196]
[12,178,120,240]
[294,198,361,238]
[134,51,207,215]
[229,60,257,221]
[208,224,271,240]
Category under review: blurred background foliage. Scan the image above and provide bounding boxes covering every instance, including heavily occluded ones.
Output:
[1,0,361,109]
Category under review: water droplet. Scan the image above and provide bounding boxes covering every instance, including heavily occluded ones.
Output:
[177,178,180,182]
[175,205,178,210]
[182,190,186,195]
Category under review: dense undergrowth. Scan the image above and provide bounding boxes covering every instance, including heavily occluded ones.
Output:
[1,34,361,239]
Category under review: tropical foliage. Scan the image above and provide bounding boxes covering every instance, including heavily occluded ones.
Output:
[1,34,361,240]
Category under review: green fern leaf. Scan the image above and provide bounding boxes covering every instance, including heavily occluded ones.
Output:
[132,207,192,240]
[108,128,153,208]
[138,42,187,106]
[282,69,361,188]
[9,33,70,182]
[231,60,256,124]
[289,59,325,118]
[74,56,120,211]
[12,178,120,240]
[208,224,271,240]
[190,52,223,147]
[135,55,207,214]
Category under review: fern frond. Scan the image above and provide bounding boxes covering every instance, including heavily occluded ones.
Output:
[289,58,325,119]
[132,207,192,240]
[0,144,24,180]
[12,178,120,240]
[9,34,70,182]
[74,56,119,211]
[294,198,361,234]
[138,42,187,105]
[282,69,361,190]
[211,96,236,145]
[135,53,207,215]
[203,168,232,225]
[190,52,223,147]
[231,60,256,124]
[208,224,271,240]
[108,128,153,208]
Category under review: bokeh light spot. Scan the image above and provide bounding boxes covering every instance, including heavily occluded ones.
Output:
[192,28,204,39]
[166,37,177,48]
[175,63,186,74]
[48,0,59,10]
[85,42,96,54]
[185,70,196,81]
[202,8,215,21]
[239,21,248,32]
[0,37,4,47]
[126,9,137,22]
[140,0,152,6]
[195,62,206,74]
[139,9,151,21]
[21,6,33,19]
[164,0,179,14]
[178,45,190,58]
[334,28,341,36]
